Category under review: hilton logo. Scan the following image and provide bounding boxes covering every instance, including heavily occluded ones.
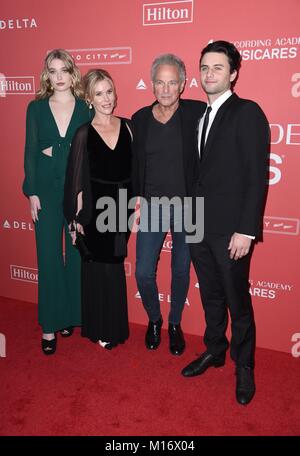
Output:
[10,265,38,284]
[0,76,35,96]
[67,47,132,66]
[263,216,300,236]
[143,0,193,26]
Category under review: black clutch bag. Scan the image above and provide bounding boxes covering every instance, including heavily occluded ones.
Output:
[75,231,93,262]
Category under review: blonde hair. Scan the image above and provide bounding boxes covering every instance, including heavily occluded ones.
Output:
[36,49,83,99]
[83,69,117,106]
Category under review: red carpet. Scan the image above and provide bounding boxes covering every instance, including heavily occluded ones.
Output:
[0,296,299,436]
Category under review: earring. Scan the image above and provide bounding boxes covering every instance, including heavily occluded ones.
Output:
[89,103,93,110]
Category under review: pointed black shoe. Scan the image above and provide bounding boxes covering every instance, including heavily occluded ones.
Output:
[60,326,74,337]
[41,335,57,355]
[181,351,225,377]
[236,367,255,405]
[168,323,185,355]
[145,317,163,350]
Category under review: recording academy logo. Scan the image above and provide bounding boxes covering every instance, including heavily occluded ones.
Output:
[263,216,300,236]
[67,47,132,66]
[136,79,147,90]
[249,278,293,300]
[0,75,35,96]
[10,265,38,284]
[143,0,193,26]
[0,18,37,30]
[232,36,300,61]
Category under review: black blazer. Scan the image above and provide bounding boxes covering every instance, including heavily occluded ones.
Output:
[131,99,206,198]
[196,93,270,238]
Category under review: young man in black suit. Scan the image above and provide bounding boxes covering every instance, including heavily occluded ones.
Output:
[181,41,269,405]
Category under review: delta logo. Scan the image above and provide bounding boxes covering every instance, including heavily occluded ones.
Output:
[3,220,34,230]
[136,79,147,90]
[143,0,193,26]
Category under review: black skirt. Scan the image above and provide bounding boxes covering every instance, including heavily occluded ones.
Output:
[81,261,129,345]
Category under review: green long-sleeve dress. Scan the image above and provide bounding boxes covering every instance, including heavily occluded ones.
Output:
[23,97,91,333]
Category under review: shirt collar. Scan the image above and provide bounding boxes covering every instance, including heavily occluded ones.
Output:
[209,89,232,112]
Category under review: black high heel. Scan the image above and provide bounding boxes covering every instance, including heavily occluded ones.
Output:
[60,327,74,337]
[41,335,57,355]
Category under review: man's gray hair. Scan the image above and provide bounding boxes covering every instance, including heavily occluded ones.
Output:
[151,53,186,83]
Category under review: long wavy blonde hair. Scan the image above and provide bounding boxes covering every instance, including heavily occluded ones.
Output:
[36,49,83,99]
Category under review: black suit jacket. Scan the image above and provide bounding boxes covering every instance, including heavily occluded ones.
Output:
[131,99,206,198]
[196,93,270,238]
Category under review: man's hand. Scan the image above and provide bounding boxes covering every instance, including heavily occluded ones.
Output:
[228,232,252,260]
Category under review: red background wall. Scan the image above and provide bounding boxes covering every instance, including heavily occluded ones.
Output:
[1,0,299,353]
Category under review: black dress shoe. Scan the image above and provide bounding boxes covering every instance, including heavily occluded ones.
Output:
[168,323,185,355]
[236,367,255,405]
[181,351,225,377]
[60,326,74,337]
[145,317,163,350]
[41,335,57,355]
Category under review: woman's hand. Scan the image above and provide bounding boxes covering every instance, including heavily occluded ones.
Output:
[29,195,41,222]
[69,222,85,245]
[76,223,85,235]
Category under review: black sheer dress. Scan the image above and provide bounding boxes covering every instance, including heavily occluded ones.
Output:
[64,119,133,346]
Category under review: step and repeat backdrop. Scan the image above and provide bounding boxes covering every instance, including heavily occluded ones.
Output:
[1,0,299,353]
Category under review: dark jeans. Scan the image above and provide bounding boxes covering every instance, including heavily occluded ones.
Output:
[135,202,191,324]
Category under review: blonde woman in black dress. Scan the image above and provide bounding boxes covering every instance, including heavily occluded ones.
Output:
[64,69,133,349]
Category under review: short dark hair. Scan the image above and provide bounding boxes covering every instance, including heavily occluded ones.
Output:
[200,40,242,74]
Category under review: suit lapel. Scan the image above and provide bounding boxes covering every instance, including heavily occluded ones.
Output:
[180,101,206,176]
[200,93,238,166]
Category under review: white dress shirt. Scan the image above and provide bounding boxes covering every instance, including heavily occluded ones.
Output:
[198,89,232,154]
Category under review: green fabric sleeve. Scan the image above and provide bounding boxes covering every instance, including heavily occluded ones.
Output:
[23,101,39,196]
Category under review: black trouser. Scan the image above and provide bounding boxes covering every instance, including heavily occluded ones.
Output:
[190,234,255,368]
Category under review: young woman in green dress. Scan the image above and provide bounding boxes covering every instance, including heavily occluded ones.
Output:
[23,49,91,355]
